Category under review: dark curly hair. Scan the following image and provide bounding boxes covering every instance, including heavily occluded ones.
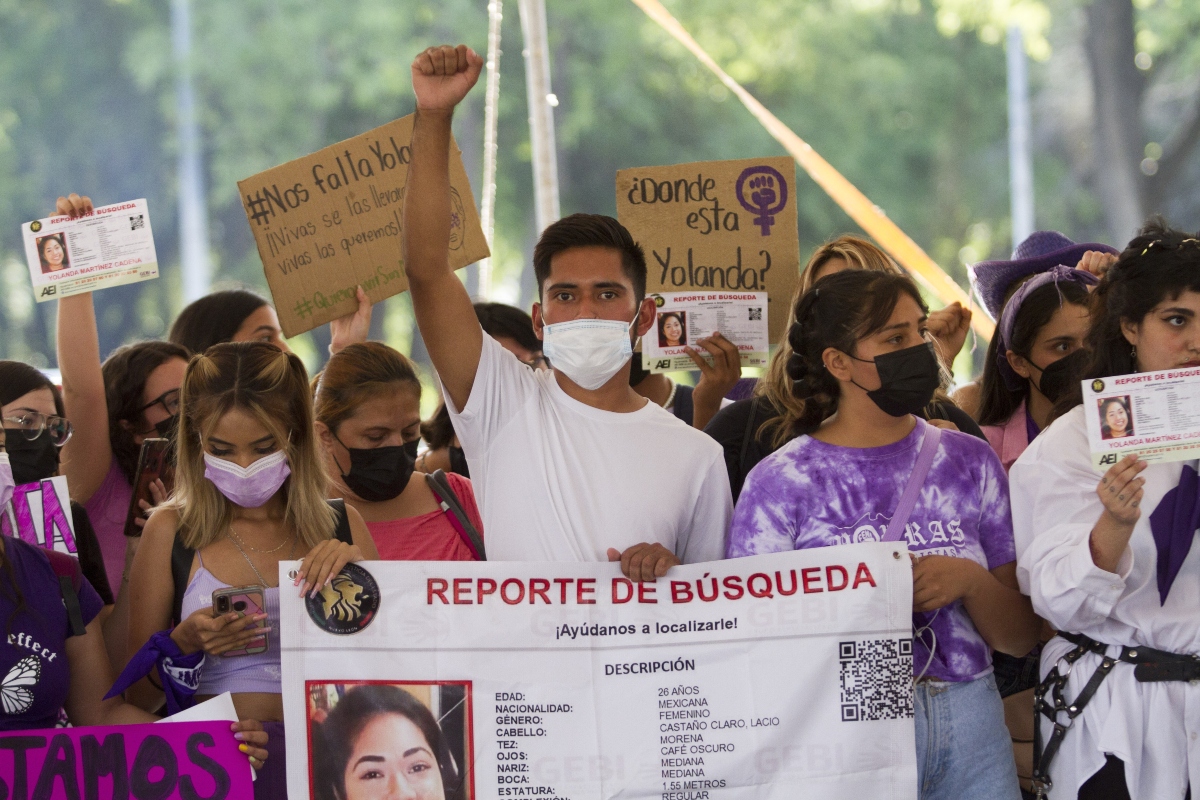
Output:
[783,270,927,435]
[1054,219,1200,418]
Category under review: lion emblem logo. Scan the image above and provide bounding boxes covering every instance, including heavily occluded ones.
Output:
[305,563,380,635]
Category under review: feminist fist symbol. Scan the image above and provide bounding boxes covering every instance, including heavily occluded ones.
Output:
[735,166,789,236]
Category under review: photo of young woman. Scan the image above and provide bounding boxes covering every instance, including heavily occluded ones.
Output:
[1099,396,1133,440]
[37,233,69,273]
[658,311,686,348]
[311,682,472,800]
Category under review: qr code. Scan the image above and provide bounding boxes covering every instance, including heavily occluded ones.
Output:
[129,215,145,231]
[839,638,913,722]
[748,307,763,321]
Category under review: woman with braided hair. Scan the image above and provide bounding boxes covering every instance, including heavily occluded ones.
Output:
[728,269,1039,799]
[1010,221,1200,800]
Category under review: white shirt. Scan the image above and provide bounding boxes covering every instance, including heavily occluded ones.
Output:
[1010,406,1200,799]
[445,334,732,563]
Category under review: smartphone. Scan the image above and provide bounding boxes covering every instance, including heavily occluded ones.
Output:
[122,438,174,537]
[212,586,268,658]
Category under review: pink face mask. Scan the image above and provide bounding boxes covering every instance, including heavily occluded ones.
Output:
[0,454,13,509]
[203,450,291,508]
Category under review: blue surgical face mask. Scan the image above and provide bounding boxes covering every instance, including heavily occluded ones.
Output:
[541,317,638,391]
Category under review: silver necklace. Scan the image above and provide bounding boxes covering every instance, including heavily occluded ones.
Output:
[226,527,296,588]
[228,523,293,554]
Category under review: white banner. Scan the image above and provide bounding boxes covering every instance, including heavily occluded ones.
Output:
[281,543,917,800]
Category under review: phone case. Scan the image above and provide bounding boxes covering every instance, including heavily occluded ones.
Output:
[122,438,175,537]
[212,586,268,657]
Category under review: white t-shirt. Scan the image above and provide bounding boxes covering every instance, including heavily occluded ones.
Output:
[445,334,732,563]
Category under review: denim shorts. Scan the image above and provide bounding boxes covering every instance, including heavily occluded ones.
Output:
[914,673,1021,800]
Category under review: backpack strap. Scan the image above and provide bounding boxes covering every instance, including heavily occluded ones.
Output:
[170,535,196,627]
[327,499,353,544]
[45,550,86,637]
[425,471,486,561]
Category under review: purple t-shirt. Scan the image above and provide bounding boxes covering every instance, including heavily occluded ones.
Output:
[0,537,103,730]
[728,421,1016,682]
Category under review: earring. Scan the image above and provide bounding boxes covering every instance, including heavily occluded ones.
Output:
[1131,345,1137,364]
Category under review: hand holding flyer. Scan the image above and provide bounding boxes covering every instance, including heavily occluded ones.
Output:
[1083,367,1200,469]
[21,199,158,301]
[642,292,769,373]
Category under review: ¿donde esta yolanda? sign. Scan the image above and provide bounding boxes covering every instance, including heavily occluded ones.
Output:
[282,544,917,800]
[237,114,490,338]
[617,156,800,342]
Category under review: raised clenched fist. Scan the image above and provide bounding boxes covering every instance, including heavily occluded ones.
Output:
[411,44,484,113]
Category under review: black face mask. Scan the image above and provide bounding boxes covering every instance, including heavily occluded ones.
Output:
[851,342,941,417]
[153,414,179,441]
[5,430,60,486]
[448,445,471,479]
[1030,349,1087,404]
[336,438,419,502]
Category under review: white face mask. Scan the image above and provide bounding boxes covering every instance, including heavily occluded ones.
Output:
[541,317,638,391]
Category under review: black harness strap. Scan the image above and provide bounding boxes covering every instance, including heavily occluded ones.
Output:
[1031,632,1200,798]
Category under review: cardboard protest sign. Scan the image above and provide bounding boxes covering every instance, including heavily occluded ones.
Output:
[617,157,800,341]
[282,545,917,799]
[0,720,252,799]
[1,477,76,555]
[237,115,490,337]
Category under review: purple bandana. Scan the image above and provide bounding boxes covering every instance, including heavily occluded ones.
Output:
[106,630,204,714]
[1147,465,1200,605]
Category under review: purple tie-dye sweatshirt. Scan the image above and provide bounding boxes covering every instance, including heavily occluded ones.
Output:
[728,421,1016,682]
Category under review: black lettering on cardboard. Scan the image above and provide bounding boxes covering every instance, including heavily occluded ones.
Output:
[82,733,130,800]
[177,733,230,800]
[32,734,80,800]
[130,736,178,800]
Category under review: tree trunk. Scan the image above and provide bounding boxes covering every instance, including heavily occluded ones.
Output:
[1085,0,1146,244]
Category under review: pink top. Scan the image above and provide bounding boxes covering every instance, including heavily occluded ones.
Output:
[82,461,133,592]
[980,400,1031,474]
[366,473,484,561]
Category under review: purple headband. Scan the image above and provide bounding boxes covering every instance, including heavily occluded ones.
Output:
[996,265,1098,390]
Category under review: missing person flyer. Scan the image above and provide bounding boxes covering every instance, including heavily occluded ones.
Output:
[22,199,158,301]
[1083,367,1200,469]
[281,544,918,800]
[642,291,769,374]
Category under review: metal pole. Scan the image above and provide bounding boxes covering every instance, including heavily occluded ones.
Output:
[478,0,504,299]
[1007,25,1035,248]
[172,0,210,303]
[518,0,561,237]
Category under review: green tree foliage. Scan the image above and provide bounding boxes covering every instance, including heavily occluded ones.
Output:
[1,0,1196,375]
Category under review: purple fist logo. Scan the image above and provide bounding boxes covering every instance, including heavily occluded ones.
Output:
[735,166,788,236]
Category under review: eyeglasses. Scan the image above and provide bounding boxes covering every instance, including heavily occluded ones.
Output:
[2,411,73,447]
[139,388,181,418]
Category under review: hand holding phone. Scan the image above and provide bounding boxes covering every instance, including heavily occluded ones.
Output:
[123,438,175,537]
[211,586,268,657]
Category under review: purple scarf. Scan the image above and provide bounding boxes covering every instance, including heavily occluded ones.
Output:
[1148,465,1200,605]
[105,630,204,715]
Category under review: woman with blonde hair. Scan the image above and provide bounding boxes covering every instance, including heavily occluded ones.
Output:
[704,234,978,499]
[125,341,378,800]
